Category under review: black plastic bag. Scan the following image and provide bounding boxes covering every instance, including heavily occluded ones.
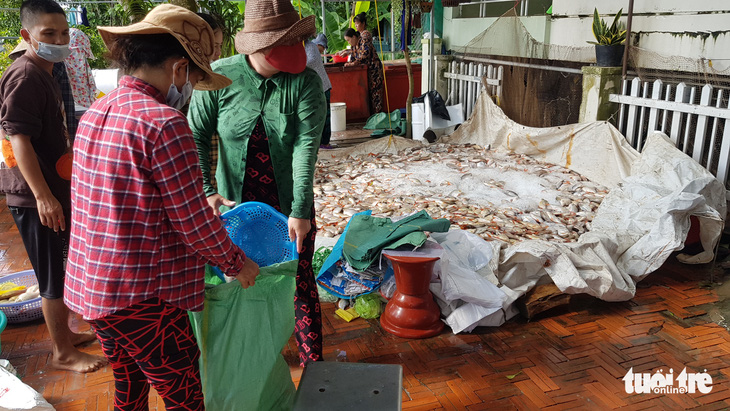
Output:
[413,90,450,121]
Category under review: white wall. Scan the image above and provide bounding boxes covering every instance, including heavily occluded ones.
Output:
[550,0,730,67]
[442,8,550,51]
[442,0,730,69]
[551,0,730,16]
[442,9,494,50]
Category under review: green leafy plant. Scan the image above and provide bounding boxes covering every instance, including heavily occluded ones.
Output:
[0,0,20,40]
[198,0,245,58]
[587,8,626,46]
[117,0,156,24]
[0,39,19,78]
[290,0,391,55]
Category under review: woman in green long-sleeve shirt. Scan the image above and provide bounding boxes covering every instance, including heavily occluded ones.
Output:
[188,0,326,366]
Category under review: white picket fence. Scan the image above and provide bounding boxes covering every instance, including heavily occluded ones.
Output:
[609,78,730,190]
[443,61,503,120]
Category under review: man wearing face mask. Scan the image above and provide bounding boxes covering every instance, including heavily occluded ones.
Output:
[0,0,106,373]
[65,5,259,408]
[189,0,327,367]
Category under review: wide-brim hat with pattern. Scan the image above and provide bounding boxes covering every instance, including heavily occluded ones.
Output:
[97,4,231,91]
[235,0,316,55]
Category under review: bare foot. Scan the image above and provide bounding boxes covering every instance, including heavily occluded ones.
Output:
[70,329,98,346]
[51,350,107,373]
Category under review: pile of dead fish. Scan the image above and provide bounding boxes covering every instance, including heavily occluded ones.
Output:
[314,143,609,245]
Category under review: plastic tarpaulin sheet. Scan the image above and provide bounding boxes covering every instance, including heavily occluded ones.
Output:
[434,93,727,331]
[446,92,639,189]
[0,365,54,410]
[189,261,298,410]
[329,90,726,332]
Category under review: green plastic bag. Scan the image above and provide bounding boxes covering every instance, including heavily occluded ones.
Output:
[189,261,298,410]
[363,110,406,137]
[354,294,382,319]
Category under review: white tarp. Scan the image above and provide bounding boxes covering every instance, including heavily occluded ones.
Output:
[0,365,55,410]
[433,93,726,332]
[323,91,726,333]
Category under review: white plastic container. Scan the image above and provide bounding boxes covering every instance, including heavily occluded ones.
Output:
[330,102,347,132]
[91,68,120,97]
[411,102,425,141]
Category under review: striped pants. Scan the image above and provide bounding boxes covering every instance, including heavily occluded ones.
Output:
[90,298,204,410]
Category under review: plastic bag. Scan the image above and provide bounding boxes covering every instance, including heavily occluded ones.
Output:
[363,110,406,137]
[189,261,298,411]
[430,230,509,333]
[312,247,332,275]
[0,366,55,410]
[413,90,450,120]
[354,294,382,319]
[317,284,338,303]
[380,275,396,300]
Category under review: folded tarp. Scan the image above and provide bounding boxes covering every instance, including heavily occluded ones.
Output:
[343,210,451,272]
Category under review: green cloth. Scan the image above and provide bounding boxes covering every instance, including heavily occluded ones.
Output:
[190,261,298,410]
[342,210,451,271]
[188,54,326,219]
[363,110,406,137]
[364,110,401,129]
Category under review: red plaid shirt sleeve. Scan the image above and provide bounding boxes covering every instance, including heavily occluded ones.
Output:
[65,76,244,320]
[150,112,244,273]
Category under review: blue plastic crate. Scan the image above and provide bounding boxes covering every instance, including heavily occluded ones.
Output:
[213,202,298,280]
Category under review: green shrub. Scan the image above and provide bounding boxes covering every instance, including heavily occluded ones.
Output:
[0,38,19,78]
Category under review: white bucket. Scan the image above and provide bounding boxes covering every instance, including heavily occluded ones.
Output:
[330,102,346,132]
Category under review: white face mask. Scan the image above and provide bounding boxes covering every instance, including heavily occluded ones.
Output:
[166,63,193,110]
[27,32,71,63]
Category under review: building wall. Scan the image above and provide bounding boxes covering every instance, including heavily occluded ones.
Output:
[551,0,730,68]
[442,10,550,52]
[442,0,730,69]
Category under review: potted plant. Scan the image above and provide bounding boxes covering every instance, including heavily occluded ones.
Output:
[587,8,626,67]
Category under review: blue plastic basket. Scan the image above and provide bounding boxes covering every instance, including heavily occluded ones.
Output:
[213,202,298,280]
[0,270,43,324]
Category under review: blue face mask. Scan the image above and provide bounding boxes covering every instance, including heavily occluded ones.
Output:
[166,63,193,110]
[28,33,71,63]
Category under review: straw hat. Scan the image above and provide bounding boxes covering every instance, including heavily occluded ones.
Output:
[9,40,27,61]
[235,0,316,55]
[97,4,231,91]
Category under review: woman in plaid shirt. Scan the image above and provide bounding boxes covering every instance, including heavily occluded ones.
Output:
[65,5,258,409]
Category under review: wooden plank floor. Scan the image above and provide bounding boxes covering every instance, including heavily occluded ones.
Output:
[2,196,730,409]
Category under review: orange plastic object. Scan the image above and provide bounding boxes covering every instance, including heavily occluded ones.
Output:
[55,152,73,180]
[380,254,444,339]
[1,137,16,168]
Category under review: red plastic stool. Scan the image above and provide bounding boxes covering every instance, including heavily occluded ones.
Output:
[380,244,444,339]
